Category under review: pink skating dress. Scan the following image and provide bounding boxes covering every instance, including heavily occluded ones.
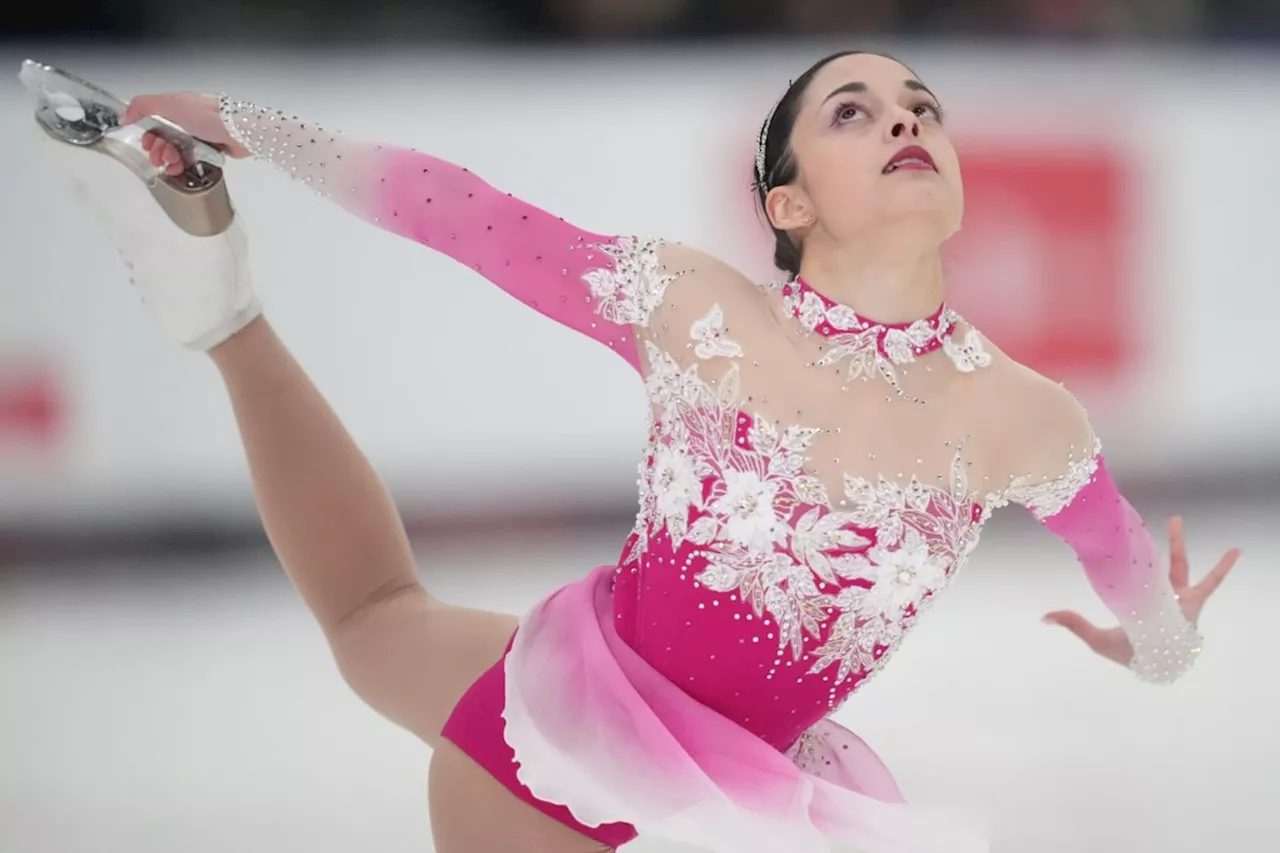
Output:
[220,96,1204,853]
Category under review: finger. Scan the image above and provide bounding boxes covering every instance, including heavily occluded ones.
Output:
[122,94,165,126]
[1195,548,1242,600]
[149,141,181,175]
[1043,610,1107,654]
[140,131,155,151]
[161,143,184,175]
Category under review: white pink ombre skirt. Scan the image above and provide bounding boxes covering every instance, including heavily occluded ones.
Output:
[442,565,987,852]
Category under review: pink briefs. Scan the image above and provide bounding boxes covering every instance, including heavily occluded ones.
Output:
[440,631,640,848]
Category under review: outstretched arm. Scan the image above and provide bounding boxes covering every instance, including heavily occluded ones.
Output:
[999,382,1235,684]
[1026,453,1203,683]
[217,96,675,371]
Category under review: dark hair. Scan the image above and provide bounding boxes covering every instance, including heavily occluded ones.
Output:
[754,50,907,277]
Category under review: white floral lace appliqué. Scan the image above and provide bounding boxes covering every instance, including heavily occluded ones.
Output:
[987,435,1103,521]
[631,342,983,688]
[580,236,681,327]
[690,303,744,359]
[781,285,990,389]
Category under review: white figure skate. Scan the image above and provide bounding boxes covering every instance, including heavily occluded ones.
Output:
[20,60,261,351]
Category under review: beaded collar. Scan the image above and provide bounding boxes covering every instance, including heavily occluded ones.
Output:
[778,276,991,394]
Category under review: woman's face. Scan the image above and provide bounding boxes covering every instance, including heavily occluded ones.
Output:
[769,53,964,252]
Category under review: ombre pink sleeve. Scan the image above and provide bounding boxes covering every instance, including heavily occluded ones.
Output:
[1009,451,1203,684]
[217,96,681,372]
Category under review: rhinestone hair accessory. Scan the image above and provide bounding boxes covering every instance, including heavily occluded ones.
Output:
[754,113,772,190]
[754,87,788,192]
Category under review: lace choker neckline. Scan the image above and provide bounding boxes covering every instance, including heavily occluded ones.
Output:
[781,277,958,363]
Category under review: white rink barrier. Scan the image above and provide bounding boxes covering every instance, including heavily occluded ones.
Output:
[2,43,1277,526]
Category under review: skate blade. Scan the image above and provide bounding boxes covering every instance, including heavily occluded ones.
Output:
[19,59,236,237]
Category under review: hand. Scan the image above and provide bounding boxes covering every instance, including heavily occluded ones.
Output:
[121,92,251,176]
[1043,516,1241,668]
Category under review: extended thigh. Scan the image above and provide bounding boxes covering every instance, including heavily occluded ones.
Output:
[428,738,614,853]
[330,591,519,746]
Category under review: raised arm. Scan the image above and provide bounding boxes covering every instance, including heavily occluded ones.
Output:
[999,382,1203,685]
[217,95,672,371]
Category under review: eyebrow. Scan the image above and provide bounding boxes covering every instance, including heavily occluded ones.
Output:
[821,79,937,105]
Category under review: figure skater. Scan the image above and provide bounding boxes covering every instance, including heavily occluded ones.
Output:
[52,50,1239,853]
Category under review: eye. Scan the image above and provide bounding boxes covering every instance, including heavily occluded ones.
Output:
[832,102,866,125]
[913,102,945,123]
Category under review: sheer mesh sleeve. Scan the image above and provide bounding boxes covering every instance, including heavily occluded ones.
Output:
[1036,457,1203,684]
[217,95,677,371]
[1001,384,1202,685]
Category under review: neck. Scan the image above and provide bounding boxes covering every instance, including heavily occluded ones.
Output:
[796,242,946,325]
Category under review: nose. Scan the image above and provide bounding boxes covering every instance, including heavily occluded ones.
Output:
[885,108,921,141]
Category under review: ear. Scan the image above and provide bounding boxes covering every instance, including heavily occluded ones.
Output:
[766,184,814,232]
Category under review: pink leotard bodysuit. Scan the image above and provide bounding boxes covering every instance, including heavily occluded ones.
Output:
[219,96,1204,853]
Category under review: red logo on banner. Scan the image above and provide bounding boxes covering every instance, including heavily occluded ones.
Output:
[0,366,65,449]
[943,141,1135,380]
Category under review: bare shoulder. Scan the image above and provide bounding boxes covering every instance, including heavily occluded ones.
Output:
[1006,361,1091,438]
[625,239,774,371]
[649,239,769,326]
[656,240,757,294]
[984,348,1098,472]
[654,240,740,275]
